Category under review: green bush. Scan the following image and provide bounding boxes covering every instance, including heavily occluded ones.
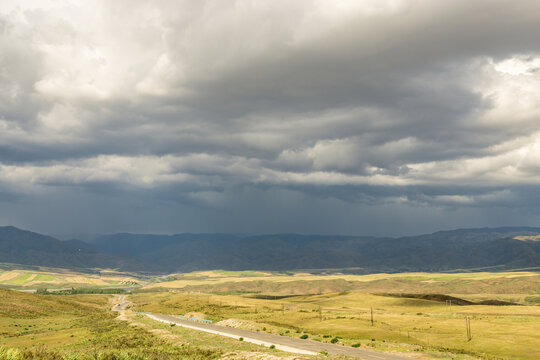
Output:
[525,296,540,304]
[300,334,308,339]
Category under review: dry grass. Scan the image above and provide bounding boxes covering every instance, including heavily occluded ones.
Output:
[144,270,540,296]
[132,271,540,360]
[0,268,141,289]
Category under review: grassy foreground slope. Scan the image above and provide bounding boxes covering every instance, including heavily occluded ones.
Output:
[0,288,335,360]
[0,288,221,359]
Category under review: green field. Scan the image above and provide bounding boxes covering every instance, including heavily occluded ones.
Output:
[0,267,142,290]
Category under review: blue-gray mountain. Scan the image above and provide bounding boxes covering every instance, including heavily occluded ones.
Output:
[0,226,149,271]
[1,226,539,273]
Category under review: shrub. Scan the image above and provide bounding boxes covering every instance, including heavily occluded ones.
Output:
[352,343,361,348]
[330,337,339,344]
[300,334,308,339]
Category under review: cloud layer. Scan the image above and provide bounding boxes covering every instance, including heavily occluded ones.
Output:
[2,0,540,236]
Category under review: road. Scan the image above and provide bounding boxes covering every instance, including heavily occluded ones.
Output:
[142,311,411,360]
[112,295,131,311]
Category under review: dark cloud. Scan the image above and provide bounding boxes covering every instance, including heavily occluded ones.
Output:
[2,0,540,236]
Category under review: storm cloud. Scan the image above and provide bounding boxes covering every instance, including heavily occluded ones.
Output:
[2,0,540,236]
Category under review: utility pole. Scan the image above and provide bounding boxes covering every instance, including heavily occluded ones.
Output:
[466,317,472,341]
[370,307,374,326]
[319,306,322,322]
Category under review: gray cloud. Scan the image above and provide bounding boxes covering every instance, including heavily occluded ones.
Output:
[2,0,540,236]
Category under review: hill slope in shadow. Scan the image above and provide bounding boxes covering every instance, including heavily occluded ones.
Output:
[87,227,540,272]
[2,225,539,273]
[0,226,150,271]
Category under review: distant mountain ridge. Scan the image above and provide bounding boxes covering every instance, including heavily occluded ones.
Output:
[86,226,540,272]
[0,226,150,271]
[1,226,540,273]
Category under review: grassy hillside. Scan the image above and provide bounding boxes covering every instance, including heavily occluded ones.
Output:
[131,273,540,360]
[0,288,335,360]
[0,287,107,318]
[144,270,540,300]
[0,288,224,359]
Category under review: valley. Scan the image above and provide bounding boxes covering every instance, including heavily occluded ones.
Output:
[1,268,539,359]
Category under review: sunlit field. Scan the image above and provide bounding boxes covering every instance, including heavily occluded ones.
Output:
[145,270,540,298]
[0,266,142,291]
[1,270,539,359]
[0,288,308,360]
[132,270,540,360]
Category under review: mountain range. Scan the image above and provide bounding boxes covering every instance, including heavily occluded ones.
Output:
[0,226,148,272]
[1,226,540,273]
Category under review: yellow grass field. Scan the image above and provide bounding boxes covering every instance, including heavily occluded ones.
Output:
[1,269,539,359]
[131,270,540,360]
[145,270,540,298]
[0,288,328,359]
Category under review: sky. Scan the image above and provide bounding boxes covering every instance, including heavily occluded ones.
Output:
[2,0,540,237]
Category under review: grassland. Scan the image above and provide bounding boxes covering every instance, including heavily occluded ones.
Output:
[0,287,331,359]
[130,270,540,360]
[2,269,539,359]
[0,266,142,290]
[144,270,540,300]
[0,288,229,359]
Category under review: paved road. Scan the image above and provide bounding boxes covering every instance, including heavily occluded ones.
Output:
[143,312,411,360]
